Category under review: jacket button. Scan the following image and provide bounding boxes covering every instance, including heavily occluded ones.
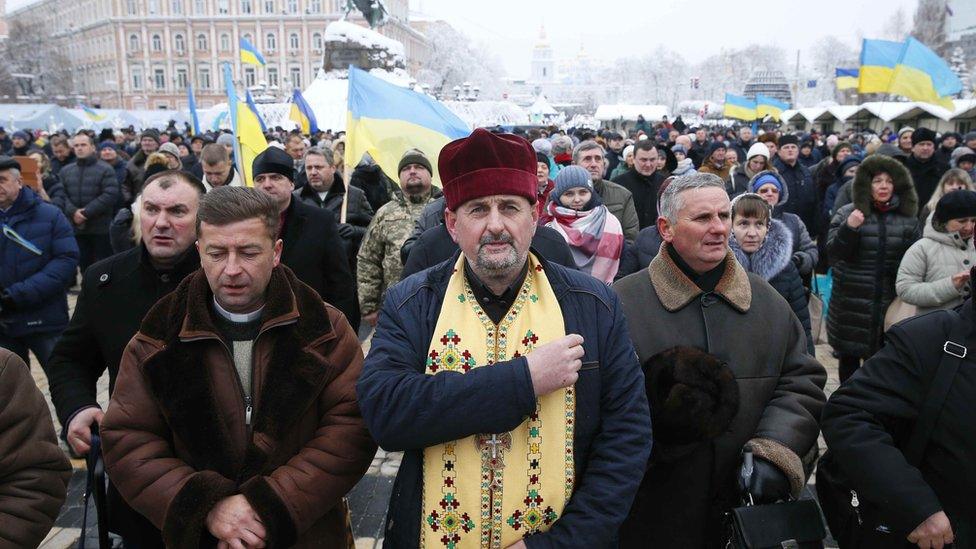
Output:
[701,294,716,308]
[966,260,971,265]
[99,273,109,282]
[160,274,170,282]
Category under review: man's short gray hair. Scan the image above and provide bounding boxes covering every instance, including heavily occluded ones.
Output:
[659,173,727,223]
[551,135,574,155]
[304,146,334,167]
[572,140,604,164]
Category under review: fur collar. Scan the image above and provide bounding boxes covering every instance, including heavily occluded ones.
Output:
[136,265,338,481]
[852,154,918,217]
[729,219,793,281]
[648,242,752,313]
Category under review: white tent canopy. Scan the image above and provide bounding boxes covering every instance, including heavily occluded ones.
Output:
[594,104,669,122]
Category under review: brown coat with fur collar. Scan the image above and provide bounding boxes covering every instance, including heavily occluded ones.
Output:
[614,244,826,546]
[100,265,376,548]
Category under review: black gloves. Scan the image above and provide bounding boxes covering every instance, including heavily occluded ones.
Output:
[739,448,791,504]
[336,223,355,239]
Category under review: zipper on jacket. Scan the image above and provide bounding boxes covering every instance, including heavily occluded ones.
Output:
[851,490,862,525]
[244,394,253,426]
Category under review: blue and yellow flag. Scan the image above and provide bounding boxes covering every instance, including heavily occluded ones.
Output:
[188,84,201,135]
[245,89,267,133]
[889,37,963,109]
[723,94,757,121]
[223,63,267,187]
[836,68,860,90]
[80,105,106,122]
[239,38,266,66]
[756,94,789,121]
[858,39,903,94]
[345,66,470,185]
[289,88,319,135]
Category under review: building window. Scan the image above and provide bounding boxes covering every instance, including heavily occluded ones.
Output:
[198,66,211,89]
[309,0,321,13]
[154,68,166,89]
[129,33,140,51]
[174,33,186,52]
[148,0,158,14]
[241,0,252,13]
[267,66,278,87]
[312,32,322,50]
[127,0,138,15]
[286,0,297,13]
[289,66,301,88]
[195,0,205,13]
[196,33,208,50]
[266,32,276,51]
[242,32,253,44]
[176,67,189,88]
[264,0,274,12]
[217,0,229,13]
[244,67,256,86]
[151,34,163,51]
[289,32,299,50]
[171,0,182,14]
[132,67,144,90]
[220,33,231,50]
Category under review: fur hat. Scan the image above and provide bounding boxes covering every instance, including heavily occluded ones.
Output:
[935,190,976,225]
[912,127,936,146]
[643,346,739,446]
[778,134,799,148]
[439,128,538,210]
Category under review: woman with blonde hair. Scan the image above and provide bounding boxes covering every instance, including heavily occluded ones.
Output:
[918,168,974,221]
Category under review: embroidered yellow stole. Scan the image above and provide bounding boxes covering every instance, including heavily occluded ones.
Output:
[421,253,575,549]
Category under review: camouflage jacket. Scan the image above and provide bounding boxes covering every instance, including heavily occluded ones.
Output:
[357,191,436,314]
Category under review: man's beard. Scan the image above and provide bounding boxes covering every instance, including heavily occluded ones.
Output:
[475,233,524,276]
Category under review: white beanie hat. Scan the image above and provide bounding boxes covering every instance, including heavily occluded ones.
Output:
[746,142,770,161]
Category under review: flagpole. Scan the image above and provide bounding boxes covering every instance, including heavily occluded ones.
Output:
[340,165,350,224]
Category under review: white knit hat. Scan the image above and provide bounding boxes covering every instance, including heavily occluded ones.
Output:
[746,142,770,161]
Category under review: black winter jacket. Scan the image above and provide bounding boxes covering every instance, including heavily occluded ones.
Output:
[822,304,976,547]
[279,196,361,331]
[773,157,818,234]
[616,226,664,278]
[293,172,375,263]
[55,155,120,234]
[902,155,948,207]
[611,169,664,230]
[827,154,920,358]
[730,219,814,354]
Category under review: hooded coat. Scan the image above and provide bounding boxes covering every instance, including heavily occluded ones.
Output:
[750,170,819,276]
[827,154,920,358]
[896,213,976,315]
[730,219,814,354]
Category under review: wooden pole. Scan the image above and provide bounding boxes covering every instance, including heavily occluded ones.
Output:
[340,164,351,224]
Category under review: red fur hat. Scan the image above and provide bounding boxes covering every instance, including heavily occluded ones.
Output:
[439,128,538,211]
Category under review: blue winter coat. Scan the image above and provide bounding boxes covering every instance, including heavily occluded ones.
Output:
[773,157,818,235]
[357,251,653,548]
[0,186,79,338]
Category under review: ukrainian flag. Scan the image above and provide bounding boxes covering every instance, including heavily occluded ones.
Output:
[345,66,470,185]
[80,105,106,122]
[289,88,319,135]
[223,63,267,187]
[245,89,267,133]
[835,68,859,90]
[239,37,266,67]
[756,94,789,121]
[187,84,201,135]
[858,39,903,94]
[723,94,757,121]
[889,37,963,109]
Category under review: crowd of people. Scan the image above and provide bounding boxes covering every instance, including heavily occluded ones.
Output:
[0,114,975,548]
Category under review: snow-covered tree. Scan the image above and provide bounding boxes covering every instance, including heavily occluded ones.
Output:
[0,19,74,101]
[883,7,909,41]
[414,21,504,100]
[950,46,972,98]
[912,0,948,56]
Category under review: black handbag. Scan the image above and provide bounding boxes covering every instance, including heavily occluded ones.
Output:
[816,313,969,548]
[728,448,827,548]
[78,422,112,549]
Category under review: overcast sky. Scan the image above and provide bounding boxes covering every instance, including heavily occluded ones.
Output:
[7,0,921,77]
[410,0,920,77]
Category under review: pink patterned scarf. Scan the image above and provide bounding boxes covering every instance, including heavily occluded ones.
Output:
[545,202,624,284]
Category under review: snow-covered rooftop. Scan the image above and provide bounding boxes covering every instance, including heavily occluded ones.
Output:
[324,20,405,61]
[443,100,529,128]
[594,104,670,122]
[527,95,558,116]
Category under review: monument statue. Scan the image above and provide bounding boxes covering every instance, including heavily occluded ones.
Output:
[343,0,388,28]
